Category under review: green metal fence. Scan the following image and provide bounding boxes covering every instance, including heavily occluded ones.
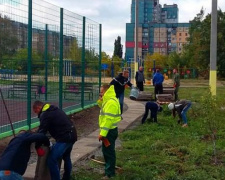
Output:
[0,0,102,138]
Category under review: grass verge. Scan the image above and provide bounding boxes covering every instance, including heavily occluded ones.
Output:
[72,86,225,180]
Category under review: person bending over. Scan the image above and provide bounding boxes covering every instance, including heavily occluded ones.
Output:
[168,99,192,127]
[141,101,163,124]
[0,131,49,180]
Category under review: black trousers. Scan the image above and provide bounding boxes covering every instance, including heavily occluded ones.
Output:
[174,86,179,101]
[154,84,163,100]
[137,82,144,91]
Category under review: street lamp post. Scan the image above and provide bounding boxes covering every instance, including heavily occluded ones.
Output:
[209,0,217,96]
[134,0,139,85]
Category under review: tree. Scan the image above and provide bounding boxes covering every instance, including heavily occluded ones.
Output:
[0,15,19,64]
[12,48,42,73]
[144,53,167,79]
[144,53,167,69]
[216,10,225,78]
[113,36,123,58]
[112,55,123,76]
[68,38,82,63]
[167,52,181,68]
[101,51,112,76]
[182,9,225,78]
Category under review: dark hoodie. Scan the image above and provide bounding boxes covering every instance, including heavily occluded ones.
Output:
[38,104,77,143]
[0,132,49,175]
[110,73,132,97]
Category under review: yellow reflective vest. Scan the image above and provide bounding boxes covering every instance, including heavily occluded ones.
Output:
[97,85,121,137]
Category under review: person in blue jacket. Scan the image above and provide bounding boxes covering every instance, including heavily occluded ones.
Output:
[110,70,133,113]
[0,131,49,180]
[153,69,164,100]
[141,101,163,124]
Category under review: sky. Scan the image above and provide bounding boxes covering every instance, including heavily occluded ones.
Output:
[43,0,225,57]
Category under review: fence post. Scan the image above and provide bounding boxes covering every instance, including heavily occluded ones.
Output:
[45,24,48,101]
[59,8,63,109]
[27,0,32,129]
[81,16,86,108]
[99,24,102,92]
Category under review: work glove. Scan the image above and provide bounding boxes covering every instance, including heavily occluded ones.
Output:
[98,135,110,147]
[98,135,104,142]
[36,147,45,156]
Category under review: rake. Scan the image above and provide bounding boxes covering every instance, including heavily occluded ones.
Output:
[0,88,15,137]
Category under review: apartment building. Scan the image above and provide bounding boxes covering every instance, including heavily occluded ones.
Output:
[125,0,190,60]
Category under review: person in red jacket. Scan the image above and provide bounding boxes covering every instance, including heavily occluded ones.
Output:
[0,131,49,180]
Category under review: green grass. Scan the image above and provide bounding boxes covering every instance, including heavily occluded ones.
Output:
[73,86,225,180]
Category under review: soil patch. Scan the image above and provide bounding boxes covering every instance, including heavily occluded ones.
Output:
[0,105,101,156]
[0,104,128,156]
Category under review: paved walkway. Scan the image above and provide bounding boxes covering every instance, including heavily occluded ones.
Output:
[23,98,145,180]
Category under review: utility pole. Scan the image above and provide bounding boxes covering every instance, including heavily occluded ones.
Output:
[134,0,139,84]
[209,0,217,96]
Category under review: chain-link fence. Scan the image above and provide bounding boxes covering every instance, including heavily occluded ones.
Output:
[0,0,101,138]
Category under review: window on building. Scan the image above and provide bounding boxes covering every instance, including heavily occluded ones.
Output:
[179,33,182,36]
[185,33,188,36]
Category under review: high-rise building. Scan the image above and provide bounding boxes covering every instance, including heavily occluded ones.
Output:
[125,0,190,61]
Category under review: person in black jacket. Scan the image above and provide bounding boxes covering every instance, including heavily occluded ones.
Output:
[110,70,133,114]
[168,99,192,127]
[33,101,77,180]
[135,66,145,91]
[0,131,49,180]
[141,101,163,124]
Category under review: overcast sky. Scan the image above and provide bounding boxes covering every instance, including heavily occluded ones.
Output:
[44,0,225,57]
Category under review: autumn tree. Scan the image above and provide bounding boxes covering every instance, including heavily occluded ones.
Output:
[144,53,167,68]
[144,53,167,79]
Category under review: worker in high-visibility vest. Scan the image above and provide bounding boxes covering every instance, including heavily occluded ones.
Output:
[97,85,121,179]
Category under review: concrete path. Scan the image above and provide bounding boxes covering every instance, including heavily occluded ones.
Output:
[23,98,145,180]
